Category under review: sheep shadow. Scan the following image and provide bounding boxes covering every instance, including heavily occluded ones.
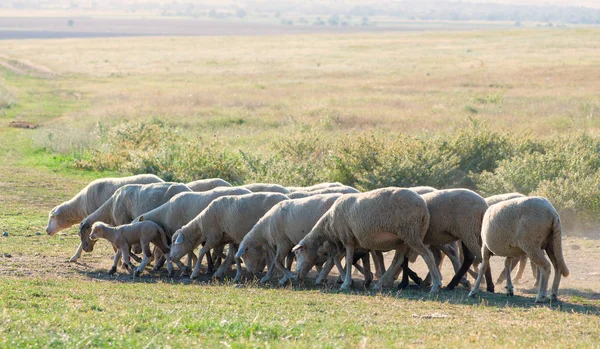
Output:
[76,266,600,316]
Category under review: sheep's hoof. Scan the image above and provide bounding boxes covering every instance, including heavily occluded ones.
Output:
[260,276,271,284]
[506,290,514,297]
[133,269,141,277]
[535,297,548,304]
[397,281,409,290]
[190,273,200,280]
[467,291,478,298]
[340,280,353,291]
[487,286,495,293]
[459,279,471,289]
[69,256,79,263]
[549,294,559,303]
[336,276,343,284]
[108,267,117,275]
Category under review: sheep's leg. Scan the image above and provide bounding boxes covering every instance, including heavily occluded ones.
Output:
[447,241,475,291]
[372,251,385,279]
[504,257,515,296]
[468,246,492,298]
[214,244,235,279]
[315,257,336,285]
[121,249,135,275]
[421,246,443,287]
[532,259,539,287]
[407,239,442,293]
[484,261,495,293]
[361,252,373,287]
[514,255,528,283]
[109,250,122,275]
[205,247,215,274]
[152,248,166,271]
[260,249,277,284]
[545,246,562,302]
[69,243,84,262]
[340,245,355,290]
[233,246,245,283]
[398,257,423,290]
[441,243,470,288]
[285,252,294,271]
[273,248,296,286]
[190,245,212,280]
[374,245,406,290]
[165,252,174,277]
[527,248,551,303]
[185,252,197,275]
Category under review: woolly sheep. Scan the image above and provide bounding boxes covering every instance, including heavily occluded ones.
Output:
[468,197,569,302]
[236,194,344,285]
[186,178,232,192]
[240,183,290,194]
[45,174,164,262]
[409,186,437,195]
[292,188,442,292]
[401,189,495,292]
[287,186,360,199]
[286,182,345,193]
[78,182,191,254]
[169,192,289,281]
[133,187,252,274]
[89,221,170,277]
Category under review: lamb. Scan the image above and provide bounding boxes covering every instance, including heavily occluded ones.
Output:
[286,182,344,193]
[186,178,232,192]
[45,174,164,262]
[168,192,289,281]
[89,221,170,277]
[78,182,191,254]
[240,183,290,194]
[133,187,252,274]
[399,189,495,292]
[235,194,344,285]
[468,197,569,303]
[292,187,442,292]
[287,186,360,199]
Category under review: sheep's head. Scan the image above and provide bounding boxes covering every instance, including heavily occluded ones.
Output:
[235,242,265,274]
[46,206,75,236]
[79,220,96,253]
[168,230,189,263]
[89,222,107,242]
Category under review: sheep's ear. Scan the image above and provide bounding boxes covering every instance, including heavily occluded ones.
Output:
[52,206,61,216]
[292,244,305,253]
[174,234,184,245]
[138,215,144,222]
[79,221,90,233]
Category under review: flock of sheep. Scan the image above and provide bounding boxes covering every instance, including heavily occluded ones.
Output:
[46,174,569,303]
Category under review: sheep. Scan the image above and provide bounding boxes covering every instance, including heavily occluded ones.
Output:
[287,186,360,199]
[46,174,164,262]
[240,183,290,194]
[399,189,495,292]
[483,193,534,284]
[168,192,289,281]
[133,187,252,274]
[78,182,191,255]
[409,186,438,195]
[286,182,344,193]
[292,187,442,292]
[468,197,569,303]
[186,178,232,192]
[235,194,344,285]
[89,221,170,277]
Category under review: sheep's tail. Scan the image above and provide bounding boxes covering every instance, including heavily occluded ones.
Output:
[551,214,569,277]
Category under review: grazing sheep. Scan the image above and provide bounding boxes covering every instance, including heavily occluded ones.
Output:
[485,193,526,207]
[240,183,290,194]
[468,197,569,302]
[89,221,170,277]
[292,188,442,292]
[186,178,232,192]
[287,186,360,199]
[46,174,164,262]
[286,182,344,193]
[78,182,191,254]
[133,187,252,274]
[236,194,344,285]
[401,189,494,292]
[169,192,289,281]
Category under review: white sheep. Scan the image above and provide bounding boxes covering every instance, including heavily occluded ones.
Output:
[235,194,344,285]
[45,174,164,262]
[400,189,494,292]
[292,187,442,292]
[133,187,252,274]
[286,182,344,193]
[89,221,170,277]
[78,182,191,255]
[409,186,437,194]
[239,183,290,194]
[287,186,359,199]
[169,192,289,281]
[468,197,569,303]
[186,178,232,192]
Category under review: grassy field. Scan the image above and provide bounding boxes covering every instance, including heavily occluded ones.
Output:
[1,28,600,347]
